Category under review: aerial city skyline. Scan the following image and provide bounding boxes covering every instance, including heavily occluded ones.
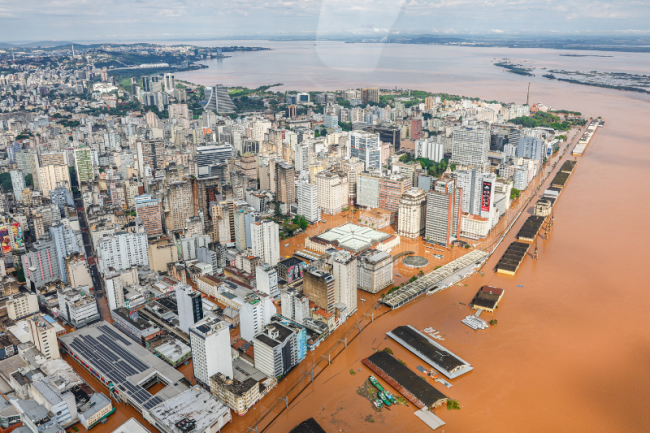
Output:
[0,3,648,432]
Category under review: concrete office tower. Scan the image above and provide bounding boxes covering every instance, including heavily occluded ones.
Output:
[196,144,234,178]
[251,220,280,266]
[136,139,165,177]
[37,164,70,197]
[189,317,233,387]
[415,138,444,162]
[57,287,100,328]
[167,181,194,230]
[49,223,82,285]
[204,85,237,113]
[252,322,300,378]
[518,136,544,161]
[451,126,490,169]
[303,266,335,313]
[6,293,38,320]
[103,270,125,312]
[10,170,25,201]
[316,171,348,215]
[514,165,529,190]
[176,283,204,334]
[256,264,279,298]
[240,292,275,342]
[27,151,41,190]
[332,251,358,318]
[361,87,380,104]
[340,158,364,200]
[164,73,175,93]
[74,146,93,183]
[23,238,61,289]
[276,162,295,207]
[357,249,393,293]
[135,195,163,236]
[425,177,462,246]
[349,132,381,171]
[180,234,210,261]
[295,142,312,173]
[103,132,121,151]
[297,172,320,223]
[233,206,257,252]
[398,188,428,238]
[281,288,310,324]
[28,315,60,360]
[379,174,412,214]
[96,229,149,273]
[454,169,497,225]
[357,173,380,208]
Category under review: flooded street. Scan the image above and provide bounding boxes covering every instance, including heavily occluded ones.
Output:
[176,41,650,431]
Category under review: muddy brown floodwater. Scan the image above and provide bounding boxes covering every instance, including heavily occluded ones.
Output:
[200,56,650,433]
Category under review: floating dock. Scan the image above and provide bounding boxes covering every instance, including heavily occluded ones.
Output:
[386,325,473,379]
[362,351,448,409]
[516,215,546,242]
[495,242,530,275]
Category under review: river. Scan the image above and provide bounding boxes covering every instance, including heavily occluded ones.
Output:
[172,41,650,432]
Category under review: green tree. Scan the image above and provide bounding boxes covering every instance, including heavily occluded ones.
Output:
[449,163,457,172]
[68,166,78,187]
[274,202,282,218]
[292,215,309,230]
[510,188,521,200]
[15,266,25,283]
[0,173,13,193]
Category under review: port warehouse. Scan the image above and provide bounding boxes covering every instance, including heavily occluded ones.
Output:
[59,321,190,417]
[471,286,505,313]
[573,119,600,156]
[495,242,530,275]
[362,351,448,409]
[386,326,473,379]
[382,250,488,309]
[516,215,546,242]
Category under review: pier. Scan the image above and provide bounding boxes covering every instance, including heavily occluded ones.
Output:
[516,215,547,242]
[495,242,530,275]
[362,351,448,409]
[386,325,473,379]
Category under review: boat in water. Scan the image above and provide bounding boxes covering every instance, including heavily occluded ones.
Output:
[369,376,385,392]
[384,390,398,404]
[373,399,383,408]
[378,391,392,406]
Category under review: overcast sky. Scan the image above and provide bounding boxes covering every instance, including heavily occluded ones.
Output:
[0,0,649,42]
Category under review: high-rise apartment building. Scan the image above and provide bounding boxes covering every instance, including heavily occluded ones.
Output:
[295,142,312,173]
[411,117,423,140]
[96,228,149,273]
[255,264,279,298]
[136,139,165,177]
[233,205,257,252]
[303,266,335,313]
[6,293,38,320]
[451,127,490,169]
[378,174,412,214]
[425,177,462,246]
[281,288,310,325]
[296,172,320,223]
[10,170,25,201]
[316,171,348,215]
[23,237,61,289]
[103,270,125,312]
[275,162,295,207]
[397,188,428,238]
[57,287,100,328]
[40,151,66,166]
[415,138,444,162]
[176,283,204,334]
[37,164,70,197]
[28,315,60,360]
[167,181,194,231]
[189,316,233,387]
[74,147,93,183]
[135,195,163,236]
[332,251,357,318]
[357,173,380,208]
[454,169,497,227]
[251,220,280,266]
[361,87,380,104]
[164,73,175,93]
[49,223,82,285]
[357,249,393,293]
[239,292,275,342]
[348,132,381,171]
[518,136,544,161]
[340,158,364,200]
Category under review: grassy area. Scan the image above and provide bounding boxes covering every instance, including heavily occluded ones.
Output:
[494,61,534,76]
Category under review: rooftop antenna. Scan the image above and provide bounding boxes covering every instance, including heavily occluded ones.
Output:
[12,48,15,62]
[72,44,75,57]
[526,83,530,106]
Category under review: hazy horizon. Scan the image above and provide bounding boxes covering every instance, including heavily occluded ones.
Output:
[1,0,649,43]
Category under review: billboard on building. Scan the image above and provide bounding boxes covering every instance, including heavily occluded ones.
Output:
[0,226,10,254]
[285,262,305,283]
[11,223,23,250]
[481,181,492,212]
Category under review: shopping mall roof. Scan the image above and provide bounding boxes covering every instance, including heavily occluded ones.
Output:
[310,223,391,253]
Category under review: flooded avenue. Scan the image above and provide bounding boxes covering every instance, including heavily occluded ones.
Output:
[174,41,650,431]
